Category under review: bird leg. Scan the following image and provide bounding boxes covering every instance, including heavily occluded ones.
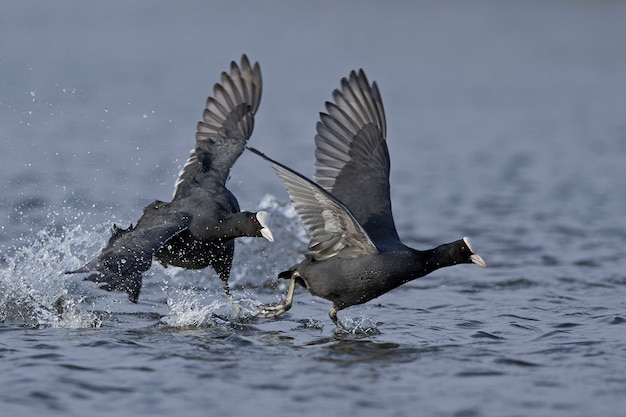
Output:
[219,279,242,315]
[329,305,348,331]
[221,278,233,300]
[256,274,297,318]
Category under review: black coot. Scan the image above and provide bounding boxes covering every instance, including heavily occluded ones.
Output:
[67,55,273,302]
[249,69,485,328]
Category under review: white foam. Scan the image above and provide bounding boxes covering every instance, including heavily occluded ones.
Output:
[0,195,307,328]
[0,224,103,328]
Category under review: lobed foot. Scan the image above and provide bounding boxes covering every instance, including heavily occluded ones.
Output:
[256,301,291,318]
[256,276,297,319]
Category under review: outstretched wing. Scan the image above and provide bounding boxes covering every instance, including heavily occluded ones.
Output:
[314,70,400,247]
[66,201,191,302]
[248,147,378,261]
[174,54,262,198]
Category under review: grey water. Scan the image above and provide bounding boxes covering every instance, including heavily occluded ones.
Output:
[1,1,626,416]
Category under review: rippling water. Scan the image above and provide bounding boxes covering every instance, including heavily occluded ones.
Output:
[2,2,626,416]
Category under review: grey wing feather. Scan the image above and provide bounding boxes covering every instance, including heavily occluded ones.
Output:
[248,147,378,260]
[174,55,262,198]
[66,202,191,303]
[69,201,192,276]
[313,70,400,246]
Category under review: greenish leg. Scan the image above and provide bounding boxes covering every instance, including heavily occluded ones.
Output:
[329,305,347,330]
[256,274,297,318]
[221,279,241,315]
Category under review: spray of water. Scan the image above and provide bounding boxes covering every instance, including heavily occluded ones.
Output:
[0,195,308,328]
[160,194,308,327]
[0,194,377,331]
[0,224,103,328]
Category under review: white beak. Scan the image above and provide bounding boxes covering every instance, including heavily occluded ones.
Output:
[257,211,274,242]
[470,253,487,268]
[464,237,486,267]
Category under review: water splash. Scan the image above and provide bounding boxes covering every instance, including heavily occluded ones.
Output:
[161,290,232,327]
[0,194,309,329]
[229,194,307,287]
[160,288,262,327]
[157,194,309,326]
[0,224,103,328]
[336,315,381,336]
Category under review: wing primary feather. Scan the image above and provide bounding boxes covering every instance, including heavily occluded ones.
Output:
[247,146,378,260]
[173,55,262,198]
[311,69,399,247]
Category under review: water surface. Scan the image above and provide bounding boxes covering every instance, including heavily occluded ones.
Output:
[1,2,625,416]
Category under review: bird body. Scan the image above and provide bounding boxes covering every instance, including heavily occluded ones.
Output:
[283,239,478,311]
[67,55,273,302]
[250,69,486,327]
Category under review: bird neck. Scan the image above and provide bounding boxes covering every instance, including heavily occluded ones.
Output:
[412,239,466,274]
[213,212,255,238]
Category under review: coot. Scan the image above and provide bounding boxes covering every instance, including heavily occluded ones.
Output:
[249,69,485,328]
[67,55,273,302]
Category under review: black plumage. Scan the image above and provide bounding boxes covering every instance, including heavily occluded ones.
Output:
[67,55,273,302]
[250,70,485,328]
